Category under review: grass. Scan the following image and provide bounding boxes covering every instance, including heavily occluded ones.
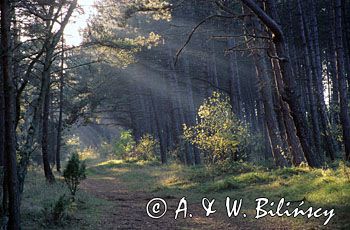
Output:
[21,165,113,229]
[87,159,350,229]
[21,156,350,229]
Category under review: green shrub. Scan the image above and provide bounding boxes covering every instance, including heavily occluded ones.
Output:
[183,91,249,165]
[42,194,71,225]
[132,134,159,161]
[63,153,86,199]
[114,130,136,159]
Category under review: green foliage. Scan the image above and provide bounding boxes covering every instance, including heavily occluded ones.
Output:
[132,134,159,161]
[85,0,166,67]
[114,130,136,158]
[183,91,249,164]
[63,153,87,198]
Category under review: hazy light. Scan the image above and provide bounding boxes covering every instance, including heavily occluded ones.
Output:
[64,0,96,46]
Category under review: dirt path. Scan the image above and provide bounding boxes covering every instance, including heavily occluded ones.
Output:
[81,176,293,230]
[81,177,228,229]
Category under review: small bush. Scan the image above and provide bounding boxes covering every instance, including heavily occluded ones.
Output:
[131,134,159,161]
[183,91,249,165]
[42,194,71,225]
[114,130,135,159]
[63,153,86,199]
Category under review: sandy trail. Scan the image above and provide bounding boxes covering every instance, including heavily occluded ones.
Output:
[81,176,292,230]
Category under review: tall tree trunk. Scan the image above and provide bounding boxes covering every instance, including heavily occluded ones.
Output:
[56,75,63,172]
[227,38,242,118]
[42,89,55,183]
[296,0,321,158]
[1,0,21,227]
[240,0,321,167]
[150,91,167,164]
[168,48,193,165]
[254,55,289,167]
[307,0,336,160]
[333,0,350,160]
[328,38,340,127]
[0,29,6,230]
[183,52,201,165]
[55,36,65,172]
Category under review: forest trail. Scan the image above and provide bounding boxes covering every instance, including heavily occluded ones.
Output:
[80,162,297,230]
[81,177,238,229]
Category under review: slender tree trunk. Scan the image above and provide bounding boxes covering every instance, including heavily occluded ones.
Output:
[296,0,321,158]
[227,38,242,118]
[168,48,193,165]
[333,0,350,160]
[1,0,21,227]
[254,56,289,167]
[55,36,65,172]
[183,52,201,165]
[42,89,55,183]
[0,30,6,230]
[150,91,167,164]
[328,39,340,127]
[307,0,336,160]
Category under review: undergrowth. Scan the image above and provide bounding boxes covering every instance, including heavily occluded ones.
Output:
[21,166,112,229]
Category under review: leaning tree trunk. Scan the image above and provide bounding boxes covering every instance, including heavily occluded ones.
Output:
[242,7,289,167]
[270,52,307,166]
[239,0,321,167]
[254,54,289,167]
[1,0,21,228]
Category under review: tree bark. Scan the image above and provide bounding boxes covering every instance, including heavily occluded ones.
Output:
[1,0,21,227]
[42,88,55,183]
[333,0,350,160]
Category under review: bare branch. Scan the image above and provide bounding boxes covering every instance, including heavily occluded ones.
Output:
[175,14,243,65]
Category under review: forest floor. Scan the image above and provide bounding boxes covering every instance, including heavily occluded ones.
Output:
[79,159,350,229]
[20,159,350,229]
